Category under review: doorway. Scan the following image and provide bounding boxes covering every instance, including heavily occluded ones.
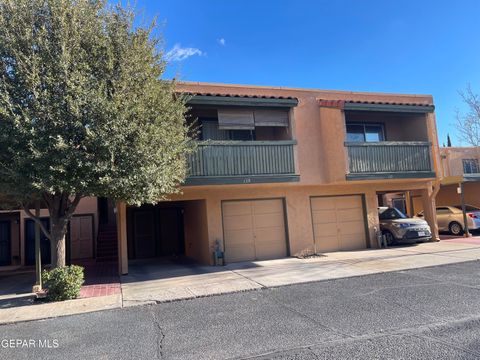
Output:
[128,205,185,259]
[25,218,51,266]
[0,221,11,266]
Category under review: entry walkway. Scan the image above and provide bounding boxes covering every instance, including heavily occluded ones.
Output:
[121,239,480,306]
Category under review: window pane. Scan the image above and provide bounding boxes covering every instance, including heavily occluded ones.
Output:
[229,130,255,141]
[346,124,365,142]
[365,125,384,142]
[463,159,479,174]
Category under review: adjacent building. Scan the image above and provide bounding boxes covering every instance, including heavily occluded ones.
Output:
[436,146,480,208]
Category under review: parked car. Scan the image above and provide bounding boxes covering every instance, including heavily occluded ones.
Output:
[417,205,480,236]
[378,207,432,245]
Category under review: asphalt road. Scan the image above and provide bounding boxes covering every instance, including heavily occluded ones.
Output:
[3,261,480,359]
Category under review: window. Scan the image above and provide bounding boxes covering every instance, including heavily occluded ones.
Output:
[453,205,480,212]
[229,130,255,141]
[436,207,452,215]
[200,119,255,141]
[462,159,480,174]
[379,207,407,220]
[346,123,385,142]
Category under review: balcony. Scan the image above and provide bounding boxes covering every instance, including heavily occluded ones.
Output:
[185,140,299,185]
[345,141,435,180]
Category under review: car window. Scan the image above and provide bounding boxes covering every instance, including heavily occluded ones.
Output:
[379,207,407,220]
[436,207,452,214]
[453,205,480,212]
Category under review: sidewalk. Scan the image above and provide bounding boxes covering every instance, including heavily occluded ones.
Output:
[2,238,480,324]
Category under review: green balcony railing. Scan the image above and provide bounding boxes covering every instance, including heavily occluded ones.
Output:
[186,140,298,184]
[345,141,435,179]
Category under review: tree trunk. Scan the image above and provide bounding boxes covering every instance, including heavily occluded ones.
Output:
[24,193,83,268]
[49,217,68,268]
[46,193,82,268]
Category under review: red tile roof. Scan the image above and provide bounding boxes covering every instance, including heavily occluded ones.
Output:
[181,92,297,100]
[318,99,433,108]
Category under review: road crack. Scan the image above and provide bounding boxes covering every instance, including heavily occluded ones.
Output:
[150,308,166,359]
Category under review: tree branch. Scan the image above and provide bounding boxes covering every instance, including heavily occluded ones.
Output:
[22,203,52,240]
[65,194,83,217]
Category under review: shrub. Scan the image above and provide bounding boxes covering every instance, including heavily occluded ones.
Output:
[42,265,85,301]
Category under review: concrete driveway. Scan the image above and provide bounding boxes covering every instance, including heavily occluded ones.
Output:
[121,239,480,305]
[0,270,36,309]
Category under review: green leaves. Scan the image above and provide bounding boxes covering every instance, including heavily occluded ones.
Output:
[0,0,193,205]
[42,265,85,301]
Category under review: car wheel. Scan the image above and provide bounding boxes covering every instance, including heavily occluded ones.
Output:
[383,231,396,246]
[449,222,463,236]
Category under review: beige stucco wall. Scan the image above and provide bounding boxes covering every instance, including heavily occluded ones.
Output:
[183,200,210,264]
[440,147,480,177]
[435,147,480,212]
[436,183,480,208]
[169,180,435,265]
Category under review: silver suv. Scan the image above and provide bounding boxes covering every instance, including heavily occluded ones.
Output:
[379,207,432,245]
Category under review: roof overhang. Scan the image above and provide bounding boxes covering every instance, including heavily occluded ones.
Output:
[441,175,480,186]
[343,102,435,113]
[441,176,464,186]
[186,94,298,108]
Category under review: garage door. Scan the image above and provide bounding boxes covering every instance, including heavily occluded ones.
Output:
[311,195,366,252]
[222,199,287,263]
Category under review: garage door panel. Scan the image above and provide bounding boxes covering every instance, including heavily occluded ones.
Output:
[339,221,366,236]
[253,213,285,229]
[316,236,339,252]
[254,227,286,244]
[225,245,255,263]
[223,199,287,263]
[224,229,254,246]
[313,223,337,237]
[312,210,337,224]
[311,198,335,211]
[340,233,366,250]
[255,243,287,260]
[311,195,366,253]
[337,208,364,222]
[223,214,253,231]
[252,199,283,214]
[223,201,252,216]
[335,196,362,209]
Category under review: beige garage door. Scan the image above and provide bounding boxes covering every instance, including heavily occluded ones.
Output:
[222,199,287,263]
[311,195,366,252]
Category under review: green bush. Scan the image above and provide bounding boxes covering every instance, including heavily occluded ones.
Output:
[42,265,85,301]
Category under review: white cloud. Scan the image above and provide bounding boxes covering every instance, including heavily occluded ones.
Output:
[165,44,203,61]
[217,38,226,46]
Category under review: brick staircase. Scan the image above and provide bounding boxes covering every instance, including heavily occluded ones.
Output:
[96,225,118,262]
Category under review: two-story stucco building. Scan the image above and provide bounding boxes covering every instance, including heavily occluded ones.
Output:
[112,82,442,275]
[436,146,480,208]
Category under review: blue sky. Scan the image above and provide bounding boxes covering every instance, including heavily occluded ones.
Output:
[127,0,480,146]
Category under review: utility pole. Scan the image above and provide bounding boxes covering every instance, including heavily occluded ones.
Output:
[460,182,471,237]
[32,200,42,292]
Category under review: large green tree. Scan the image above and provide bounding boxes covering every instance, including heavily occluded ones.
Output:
[0,0,193,267]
